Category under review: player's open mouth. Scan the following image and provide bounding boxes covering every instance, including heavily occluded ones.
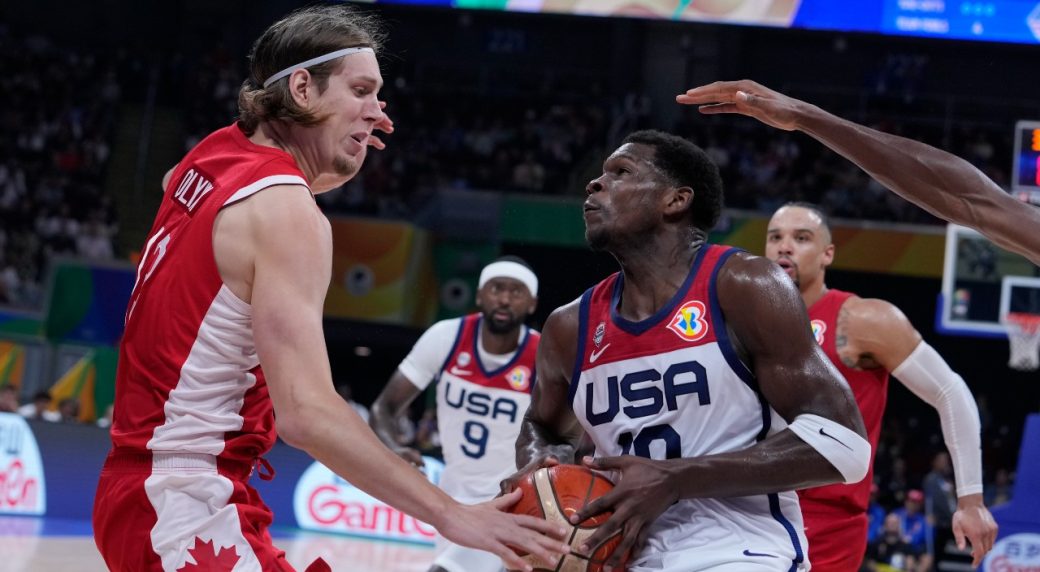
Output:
[350,132,368,145]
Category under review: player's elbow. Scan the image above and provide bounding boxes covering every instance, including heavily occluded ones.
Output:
[275,407,322,450]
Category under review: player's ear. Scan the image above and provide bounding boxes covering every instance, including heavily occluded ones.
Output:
[823,243,835,267]
[664,185,694,217]
[527,296,538,316]
[286,68,315,109]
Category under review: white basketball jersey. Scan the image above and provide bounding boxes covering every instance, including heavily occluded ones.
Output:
[431,314,538,504]
[571,246,808,571]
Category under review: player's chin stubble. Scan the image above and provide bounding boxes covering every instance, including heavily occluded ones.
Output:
[333,155,360,178]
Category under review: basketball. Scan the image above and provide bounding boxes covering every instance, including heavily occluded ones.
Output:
[508,464,630,572]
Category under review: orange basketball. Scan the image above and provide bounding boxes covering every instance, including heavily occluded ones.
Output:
[508,464,630,572]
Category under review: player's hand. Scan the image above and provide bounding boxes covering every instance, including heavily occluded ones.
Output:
[570,455,678,568]
[439,489,571,572]
[368,100,394,150]
[499,446,574,494]
[952,494,998,568]
[676,80,808,132]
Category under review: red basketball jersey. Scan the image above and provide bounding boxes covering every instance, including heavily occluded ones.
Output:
[800,288,889,514]
[110,123,309,464]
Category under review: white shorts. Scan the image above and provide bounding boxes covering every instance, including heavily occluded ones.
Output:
[432,535,504,572]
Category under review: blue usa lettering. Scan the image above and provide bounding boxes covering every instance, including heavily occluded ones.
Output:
[585,361,709,426]
[444,381,519,422]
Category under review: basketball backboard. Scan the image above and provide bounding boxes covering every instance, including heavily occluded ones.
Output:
[939,223,1040,337]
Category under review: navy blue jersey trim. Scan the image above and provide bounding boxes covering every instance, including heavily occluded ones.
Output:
[473,317,531,378]
[434,316,469,385]
[769,493,806,571]
[568,288,594,406]
[707,247,756,387]
[707,247,771,440]
[609,244,710,336]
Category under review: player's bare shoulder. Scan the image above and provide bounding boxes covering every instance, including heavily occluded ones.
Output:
[840,296,914,334]
[715,250,797,302]
[837,296,921,367]
[537,297,583,382]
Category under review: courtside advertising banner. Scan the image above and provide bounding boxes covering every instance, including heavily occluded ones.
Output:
[982,533,1040,571]
[0,413,46,515]
[293,457,444,544]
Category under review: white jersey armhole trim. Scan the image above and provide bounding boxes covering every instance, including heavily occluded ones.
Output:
[223,175,309,207]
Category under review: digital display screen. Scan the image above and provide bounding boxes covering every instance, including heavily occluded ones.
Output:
[380,0,1040,45]
[1014,122,1040,193]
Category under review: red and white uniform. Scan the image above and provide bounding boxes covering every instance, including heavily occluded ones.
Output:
[800,289,889,571]
[93,124,318,572]
[572,245,807,572]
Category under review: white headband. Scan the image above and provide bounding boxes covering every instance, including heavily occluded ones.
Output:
[479,261,538,297]
[262,47,375,88]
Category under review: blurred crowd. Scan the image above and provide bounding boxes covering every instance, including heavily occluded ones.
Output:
[0,31,1018,311]
[0,28,123,309]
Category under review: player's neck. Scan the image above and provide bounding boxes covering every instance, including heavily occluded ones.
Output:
[801,281,828,309]
[615,236,705,322]
[479,324,522,355]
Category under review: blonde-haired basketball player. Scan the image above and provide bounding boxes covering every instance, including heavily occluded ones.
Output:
[91,6,567,571]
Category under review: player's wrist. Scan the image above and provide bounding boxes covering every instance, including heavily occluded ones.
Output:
[956,492,985,510]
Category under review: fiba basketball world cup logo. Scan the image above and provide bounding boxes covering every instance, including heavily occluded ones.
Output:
[811,320,827,346]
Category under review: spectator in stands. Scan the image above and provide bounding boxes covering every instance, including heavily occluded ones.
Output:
[867,483,887,544]
[866,513,924,572]
[0,385,19,413]
[924,452,958,561]
[893,489,933,571]
[57,397,80,423]
[97,403,114,429]
[985,468,1013,507]
[18,390,60,422]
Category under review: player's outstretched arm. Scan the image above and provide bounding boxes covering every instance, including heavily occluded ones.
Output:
[678,80,1040,265]
[844,298,997,566]
[246,188,568,571]
[571,253,868,563]
[369,371,426,467]
[503,300,585,493]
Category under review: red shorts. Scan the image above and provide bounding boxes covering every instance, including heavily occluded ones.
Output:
[801,506,868,572]
[93,449,329,572]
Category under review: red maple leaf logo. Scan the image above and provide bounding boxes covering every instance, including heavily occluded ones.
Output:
[176,537,241,572]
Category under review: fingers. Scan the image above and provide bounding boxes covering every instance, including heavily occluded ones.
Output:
[607,522,640,570]
[676,80,759,105]
[492,539,535,572]
[576,519,621,557]
[570,495,612,525]
[368,135,386,150]
[489,488,523,510]
[954,521,967,550]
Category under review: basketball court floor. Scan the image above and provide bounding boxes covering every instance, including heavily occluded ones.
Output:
[2,515,436,571]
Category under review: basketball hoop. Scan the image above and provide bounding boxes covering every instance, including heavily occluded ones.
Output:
[1004,312,1040,371]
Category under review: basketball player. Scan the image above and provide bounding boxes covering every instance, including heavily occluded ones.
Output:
[371,256,540,572]
[91,6,567,571]
[505,130,872,572]
[765,203,997,569]
[677,79,1040,265]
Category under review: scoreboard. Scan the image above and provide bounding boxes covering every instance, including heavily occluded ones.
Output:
[1013,121,1040,204]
